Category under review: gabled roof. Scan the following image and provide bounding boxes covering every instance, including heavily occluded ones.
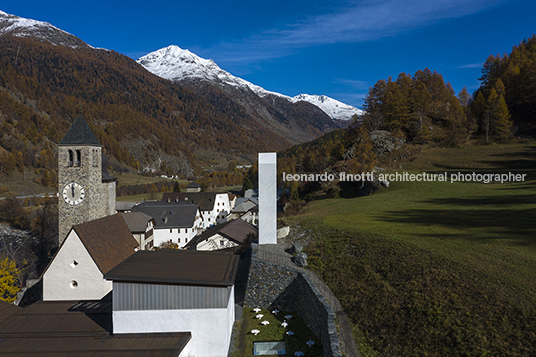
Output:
[186,181,201,188]
[105,250,239,287]
[232,200,258,214]
[72,214,139,274]
[0,299,190,356]
[59,115,101,146]
[186,219,257,249]
[131,201,200,229]
[116,201,139,212]
[161,192,226,211]
[0,300,21,325]
[121,211,154,233]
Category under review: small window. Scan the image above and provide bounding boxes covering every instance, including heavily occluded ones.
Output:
[70,281,78,289]
[68,150,74,167]
[70,260,79,268]
[253,341,286,355]
[76,150,81,166]
[220,240,225,246]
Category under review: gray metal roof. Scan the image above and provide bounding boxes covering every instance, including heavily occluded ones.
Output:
[232,200,257,213]
[0,299,190,356]
[130,201,200,229]
[161,192,224,212]
[59,115,101,146]
[121,211,154,233]
[105,250,239,287]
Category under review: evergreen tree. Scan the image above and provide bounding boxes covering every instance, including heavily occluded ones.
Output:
[457,86,472,107]
[347,126,377,186]
[173,181,181,192]
[458,87,477,141]
[362,80,387,131]
[242,176,253,195]
[492,95,513,142]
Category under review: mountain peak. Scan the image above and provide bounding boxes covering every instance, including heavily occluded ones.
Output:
[138,45,222,83]
[0,10,90,48]
[137,45,363,121]
[292,94,364,120]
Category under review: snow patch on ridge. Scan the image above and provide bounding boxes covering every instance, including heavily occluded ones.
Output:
[137,45,363,120]
[0,10,90,48]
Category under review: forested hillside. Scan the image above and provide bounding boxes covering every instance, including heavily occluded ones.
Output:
[277,35,536,182]
[0,35,323,181]
[472,34,536,135]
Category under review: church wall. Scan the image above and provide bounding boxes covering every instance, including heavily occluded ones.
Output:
[43,229,112,301]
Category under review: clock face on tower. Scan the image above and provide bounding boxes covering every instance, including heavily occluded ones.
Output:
[62,182,85,205]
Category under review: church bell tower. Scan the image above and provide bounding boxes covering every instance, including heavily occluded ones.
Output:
[57,115,116,244]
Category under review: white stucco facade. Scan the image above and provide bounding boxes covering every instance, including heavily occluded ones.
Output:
[197,193,231,228]
[113,285,235,357]
[131,220,155,250]
[153,221,201,248]
[259,153,277,244]
[43,230,112,301]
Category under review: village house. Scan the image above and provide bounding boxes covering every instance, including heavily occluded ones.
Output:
[121,211,155,250]
[229,197,259,224]
[130,200,202,248]
[185,181,201,192]
[42,213,139,301]
[185,218,258,252]
[162,191,231,228]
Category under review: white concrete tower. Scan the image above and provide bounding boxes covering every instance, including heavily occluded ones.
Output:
[258,153,277,244]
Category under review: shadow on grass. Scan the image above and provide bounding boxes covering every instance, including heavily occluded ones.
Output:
[376,207,536,245]
[429,145,536,171]
[426,194,536,207]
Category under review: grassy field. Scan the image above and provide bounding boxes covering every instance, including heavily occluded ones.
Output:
[291,141,536,356]
[113,171,187,187]
[0,169,56,197]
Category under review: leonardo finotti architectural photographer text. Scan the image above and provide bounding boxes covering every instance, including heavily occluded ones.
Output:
[282,172,527,184]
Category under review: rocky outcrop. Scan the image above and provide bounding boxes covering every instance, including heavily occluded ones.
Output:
[369,130,405,156]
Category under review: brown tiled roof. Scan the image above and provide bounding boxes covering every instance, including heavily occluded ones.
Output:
[0,300,190,356]
[105,250,239,287]
[73,214,139,274]
[186,219,257,249]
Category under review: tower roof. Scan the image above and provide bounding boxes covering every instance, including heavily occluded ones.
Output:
[59,115,101,146]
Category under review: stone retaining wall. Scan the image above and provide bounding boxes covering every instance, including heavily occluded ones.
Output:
[244,248,342,357]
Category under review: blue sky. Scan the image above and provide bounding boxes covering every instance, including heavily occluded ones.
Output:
[2,0,535,107]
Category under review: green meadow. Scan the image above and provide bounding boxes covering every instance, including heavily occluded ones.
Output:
[293,142,536,356]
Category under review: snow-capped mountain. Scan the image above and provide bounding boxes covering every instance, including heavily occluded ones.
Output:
[291,94,364,121]
[137,45,363,121]
[0,10,89,48]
